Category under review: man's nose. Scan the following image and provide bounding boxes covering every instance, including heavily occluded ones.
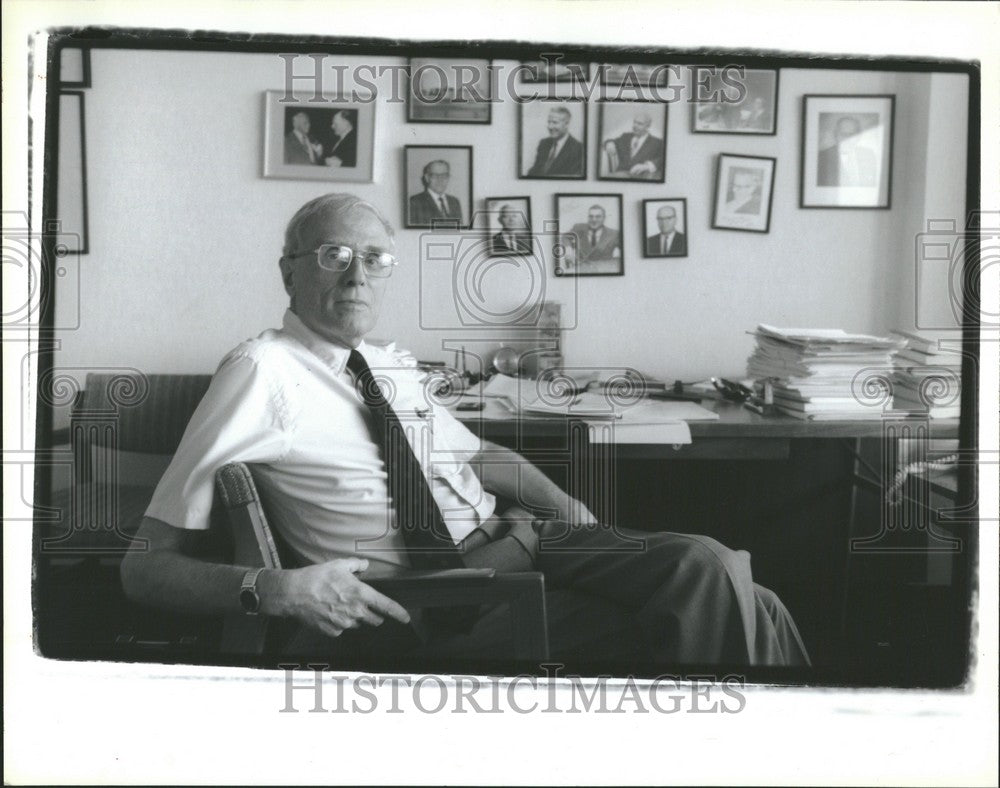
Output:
[340,253,369,286]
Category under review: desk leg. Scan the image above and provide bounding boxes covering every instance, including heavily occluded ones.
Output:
[839,437,863,639]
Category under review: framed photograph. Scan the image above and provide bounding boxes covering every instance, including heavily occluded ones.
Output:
[518,99,588,180]
[404,145,473,229]
[407,58,492,124]
[597,100,668,182]
[800,94,895,208]
[692,68,779,135]
[642,199,688,258]
[599,63,672,88]
[554,193,624,276]
[520,59,591,84]
[262,91,375,182]
[484,197,532,256]
[712,153,776,233]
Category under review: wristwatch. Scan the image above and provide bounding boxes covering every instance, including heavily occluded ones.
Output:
[239,568,265,615]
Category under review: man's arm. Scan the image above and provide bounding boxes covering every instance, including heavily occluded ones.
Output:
[469,439,597,525]
[121,517,410,638]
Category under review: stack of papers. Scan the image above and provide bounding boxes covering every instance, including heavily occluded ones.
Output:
[890,331,962,419]
[747,324,905,420]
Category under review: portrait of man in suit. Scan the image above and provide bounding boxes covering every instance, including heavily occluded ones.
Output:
[283,110,323,166]
[490,203,532,255]
[408,159,464,227]
[817,115,878,187]
[323,110,357,168]
[562,201,623,274]
[526,105,585,179]
[724,169,763,215]
[645,203,687,257]
[601,109,665,181]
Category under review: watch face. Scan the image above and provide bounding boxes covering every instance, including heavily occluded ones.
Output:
[240,587,260,614]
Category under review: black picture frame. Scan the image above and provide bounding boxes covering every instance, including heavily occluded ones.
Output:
[596,100,668,183]
[642,198,688,259]
[800,94,895,209]
[484,196,533,257]
[403,145,474,230]
[691,68,779,136]
[58,46,91,88]
[407,58,492,124]
[598,62,674,88]
[518,99,588,181]
[56,91,89,254]
[554,193,625,277]
[711,153,776,234]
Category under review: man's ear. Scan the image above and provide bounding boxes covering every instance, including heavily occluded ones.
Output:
[279,257,295,297]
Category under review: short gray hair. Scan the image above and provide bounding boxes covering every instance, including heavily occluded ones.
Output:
[282,194,394,257]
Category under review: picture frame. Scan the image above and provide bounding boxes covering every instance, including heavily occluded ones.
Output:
[519,59,591,84]
[262,90,375,182]
[692,68,779,135]
[554,193,624,276]
[484,196,533,256]
[404,145,473,229]
[711,153,776,233]
[642,198,688,258]
[800,94,895,209]
[597,100,668,182]
[518,99,588,180]
[407,58,492,124]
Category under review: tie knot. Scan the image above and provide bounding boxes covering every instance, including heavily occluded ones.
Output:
[346,348,368,376]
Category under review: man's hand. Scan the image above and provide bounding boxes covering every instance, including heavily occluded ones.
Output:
[271,558,411,638]
[553,495,598,527]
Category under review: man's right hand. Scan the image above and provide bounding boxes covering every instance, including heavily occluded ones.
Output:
[266,558,411,638]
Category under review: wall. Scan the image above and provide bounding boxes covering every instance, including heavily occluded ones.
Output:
[53,49,969,394]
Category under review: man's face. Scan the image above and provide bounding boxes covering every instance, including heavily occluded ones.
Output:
[732,173,758,200]
[835,117,861,144]
[587,207,606,230]
[546,110,570,138]
[632,115,652,136]
[498,207,521,231]
[656,207,677,234]
[292,112,310,134]
[280,207,392,348]
[331,113,350,136]
[425,164,450,195]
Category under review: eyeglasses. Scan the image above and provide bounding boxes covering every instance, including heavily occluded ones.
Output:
[285,244,398,278]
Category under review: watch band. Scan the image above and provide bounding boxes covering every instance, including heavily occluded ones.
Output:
[240,567,264,615]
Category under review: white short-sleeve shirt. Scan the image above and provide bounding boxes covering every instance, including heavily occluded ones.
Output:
[144,310,495,571]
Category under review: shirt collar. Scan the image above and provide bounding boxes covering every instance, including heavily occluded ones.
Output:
[282,309,367,374]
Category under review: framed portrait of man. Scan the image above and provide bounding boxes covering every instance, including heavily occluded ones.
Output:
[643,198,688,258]
[554,193,624,276]
[800,94,895,208]
[712,153,776,233]
[262,91,376,182]
[597,100,668,182]
[484,197,533,256]
[518,99,588,180]
[407,58,492,124]
[692,68,779,135]
[404,145,473,229]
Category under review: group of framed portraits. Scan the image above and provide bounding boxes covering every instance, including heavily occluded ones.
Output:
[262,59,897,272]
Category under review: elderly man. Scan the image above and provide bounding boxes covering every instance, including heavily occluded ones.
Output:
[284,111,323,165]
[817,115,878,187]
[570,204,622,267]
[408,160,464,226]
[323,110,357,168]
[122,194,809,667]
[527,105,584,178]
[602,111,664,180]
[645,205,687,257]
[491,204,532,255]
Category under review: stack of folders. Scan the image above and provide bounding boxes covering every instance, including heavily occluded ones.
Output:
[890,330,963,419]
[747,324,905,420]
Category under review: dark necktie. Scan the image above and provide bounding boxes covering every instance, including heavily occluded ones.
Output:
[346,349,464,570]
[437,195,449,216]
[590,229,598,250]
